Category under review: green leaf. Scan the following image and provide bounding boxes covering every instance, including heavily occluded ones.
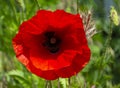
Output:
[7,70,30,85]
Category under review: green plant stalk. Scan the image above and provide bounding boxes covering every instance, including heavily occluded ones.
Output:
[68,78,71,88]
[45,80,52,88]
[104,21,113,58]
[77,0,79,13]
[44,80,48,88]
[58,79,60,88]
[34,0,41,9]
[100,20,113,67]
[48,81,52,88]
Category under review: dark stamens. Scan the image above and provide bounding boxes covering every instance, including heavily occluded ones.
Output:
[44,32,55,38]
[43,32,61,53]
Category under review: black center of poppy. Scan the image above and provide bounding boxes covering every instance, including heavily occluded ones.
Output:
[42,32,61,53]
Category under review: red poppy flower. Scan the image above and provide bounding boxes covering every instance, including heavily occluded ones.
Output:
[12,10,91,80]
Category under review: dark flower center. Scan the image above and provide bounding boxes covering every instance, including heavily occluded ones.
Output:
[43,32,61,53]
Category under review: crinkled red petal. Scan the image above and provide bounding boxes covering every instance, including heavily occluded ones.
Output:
[12,33,29,66]
[26,61,58,80]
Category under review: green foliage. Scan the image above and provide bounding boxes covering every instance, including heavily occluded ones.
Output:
[0,0,120,88]
[59,78,67,88]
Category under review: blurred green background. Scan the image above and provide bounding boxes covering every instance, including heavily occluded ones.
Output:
[0,0,120,88]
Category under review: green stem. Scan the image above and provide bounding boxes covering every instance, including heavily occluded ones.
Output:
[104,21,113,56]
[34,0,41,9]
[58,79,60,88]
[100,20,113,66]
[68,78,71,88]
[45,80,52,88]
[48,81,52,88]
[77,0,79,13]
[106,21,113,47]
[44,80,48,88]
